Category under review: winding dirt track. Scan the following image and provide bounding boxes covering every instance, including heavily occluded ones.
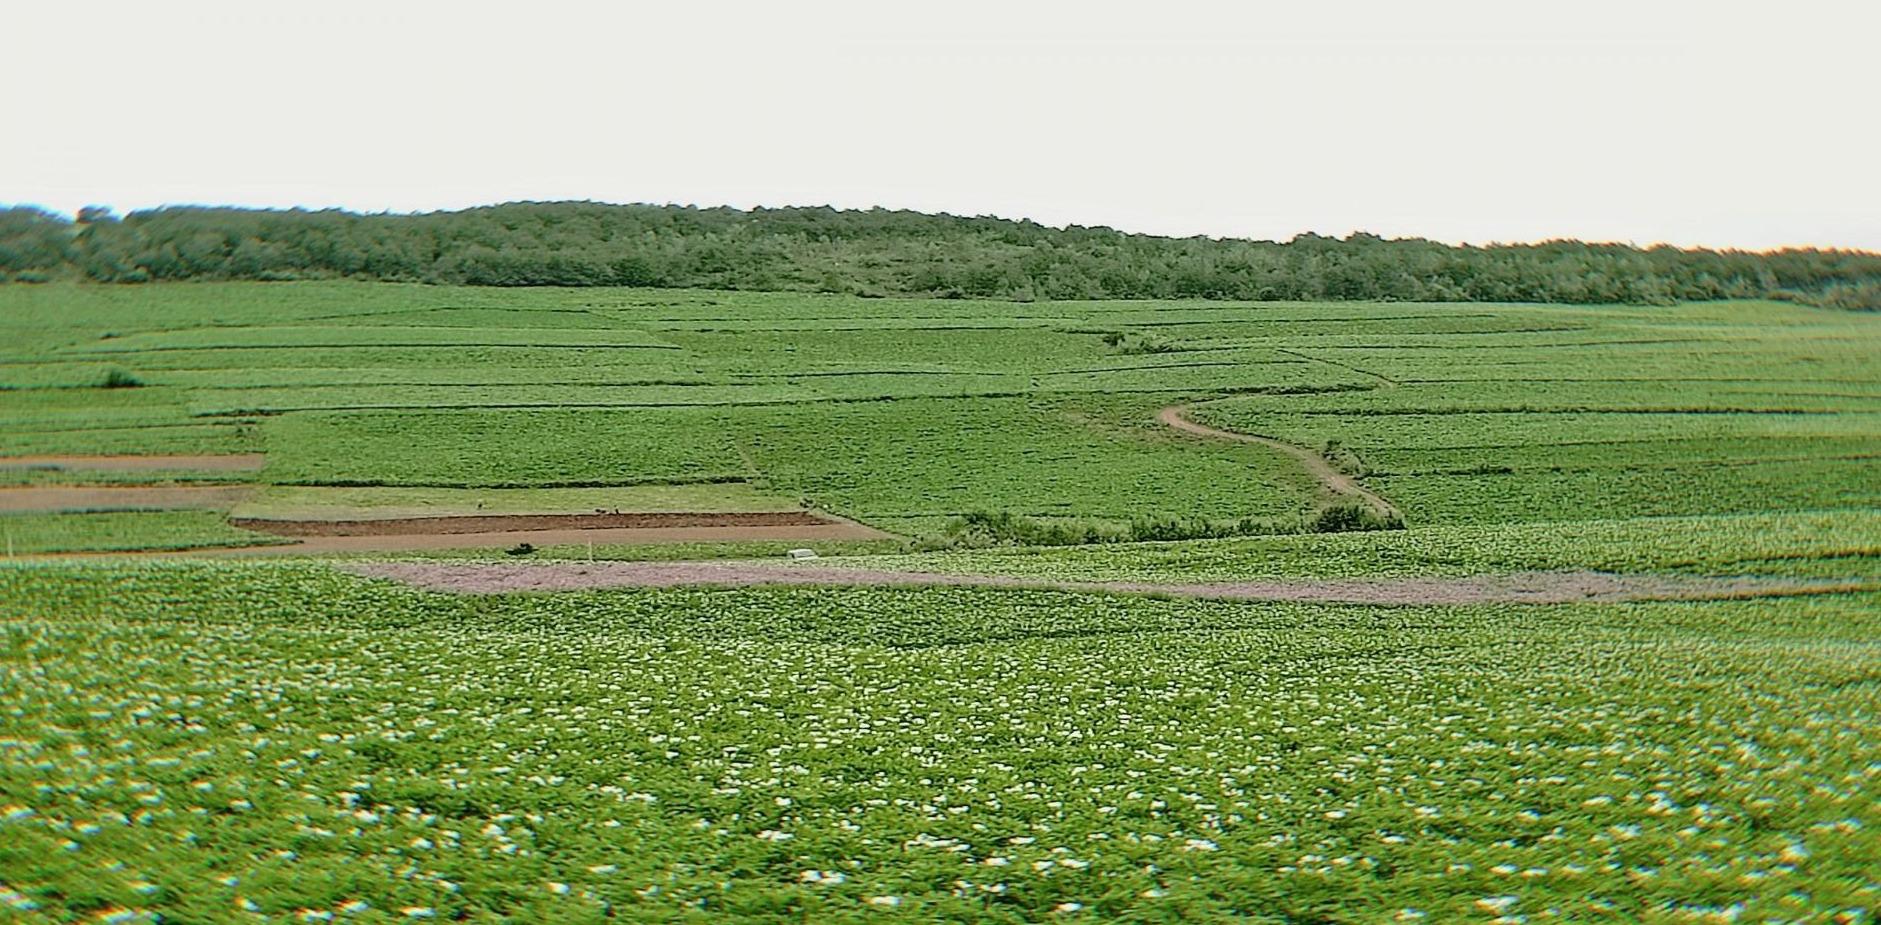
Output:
[1157,405,1399,519]
[346,560,1870,605]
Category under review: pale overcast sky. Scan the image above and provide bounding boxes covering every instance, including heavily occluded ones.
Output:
[5,0,1877,250]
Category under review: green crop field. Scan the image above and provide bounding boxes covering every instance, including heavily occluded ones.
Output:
[1,281,1878,921]
[0,564,1876,922]
[4,282,1876,547]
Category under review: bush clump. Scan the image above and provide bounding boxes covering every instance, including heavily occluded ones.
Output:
[936,506,1401,549]
[1311,503,1403,533]
[96,366,144,389]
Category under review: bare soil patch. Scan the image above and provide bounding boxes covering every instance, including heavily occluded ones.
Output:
[231,510,831,537]
[225,521,889,555]
[0,485,253,513]
[0,454,266,472]
[345,560,1868,605]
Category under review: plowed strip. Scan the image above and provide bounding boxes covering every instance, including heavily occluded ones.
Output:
[0,485,253,513]
[248,522,889,554]
[230,510,830,537]
[20,522,893,559]
[347,560,1872,605]
[0,454,265,471]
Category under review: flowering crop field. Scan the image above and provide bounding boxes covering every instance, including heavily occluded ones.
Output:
[871,510,1881,584]
[1,283,1878,921]
[1,563,1877,922]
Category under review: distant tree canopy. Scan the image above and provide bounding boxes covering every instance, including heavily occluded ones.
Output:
[2,201,1878,308]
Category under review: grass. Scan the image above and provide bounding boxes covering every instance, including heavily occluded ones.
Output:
[0,562,1874,921]
[0,511,284,554]
[260,409,750,488]
[730,395,1317,535]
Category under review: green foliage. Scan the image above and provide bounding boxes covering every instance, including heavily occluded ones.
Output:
[1112,332,1178,354]
[95,366,143,389]
[4,202,1879,306]
[937,504,1402,548]
[0,563,1875,920]
[1792,281,1881,311]
[1309,502,1403,533]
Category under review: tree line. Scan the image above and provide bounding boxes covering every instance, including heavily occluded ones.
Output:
[2,201,1877,308]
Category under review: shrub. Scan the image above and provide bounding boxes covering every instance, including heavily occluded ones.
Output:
[97,367,144,389]
[1115,333,1178,355]
[1311,503,1403,533]
[939,510,1323,548]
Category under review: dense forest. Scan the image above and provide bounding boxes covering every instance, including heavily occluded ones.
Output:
[2,202,1878,307]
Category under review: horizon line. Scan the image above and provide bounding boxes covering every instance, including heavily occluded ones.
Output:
[5,197,1877,258]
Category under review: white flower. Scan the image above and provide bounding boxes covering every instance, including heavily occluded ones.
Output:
[1183,838,1218,852]
[867,895,901,907]
[1475,896,1518,914]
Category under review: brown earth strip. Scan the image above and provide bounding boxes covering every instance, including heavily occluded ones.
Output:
[0,485,254,513]
[0,454,266,471]
[244,521,890,554]
[344,560,1871,605]
[231,510,833,537]
[1157,405,1400,519]
[20,521,894,559]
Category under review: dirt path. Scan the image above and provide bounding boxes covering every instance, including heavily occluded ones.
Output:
[0,454,266,472]
[0,485,254,513]
[1157,405,1399,519]
[346,560,1869,605]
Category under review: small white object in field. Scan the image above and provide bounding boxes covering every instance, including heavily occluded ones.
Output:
[787,548,818,560]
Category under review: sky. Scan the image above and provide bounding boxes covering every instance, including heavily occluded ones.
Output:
[4,0,1878,251]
